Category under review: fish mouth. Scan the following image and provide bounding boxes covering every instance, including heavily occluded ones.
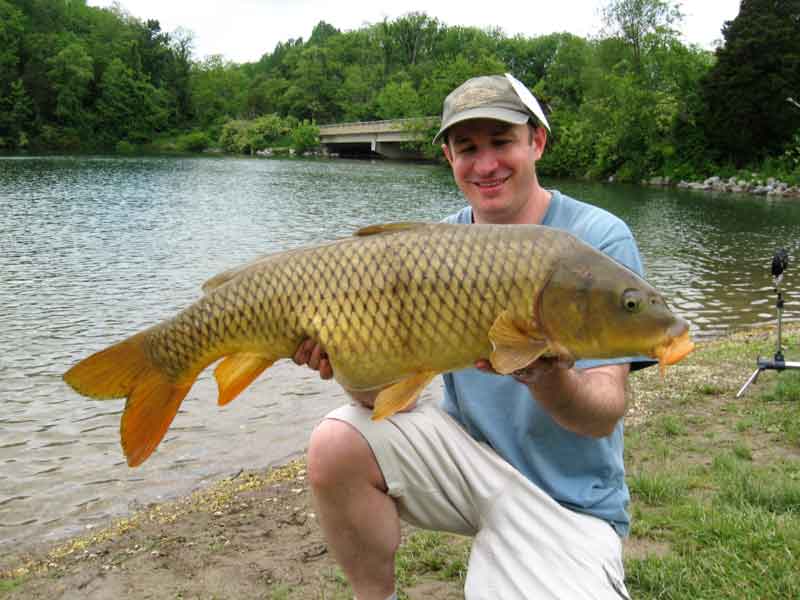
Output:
[653,330,695,375]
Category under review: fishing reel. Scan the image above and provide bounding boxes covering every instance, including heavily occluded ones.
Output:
[737,248,800,397]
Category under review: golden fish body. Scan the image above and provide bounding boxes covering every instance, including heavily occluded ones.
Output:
[64,223,693,466]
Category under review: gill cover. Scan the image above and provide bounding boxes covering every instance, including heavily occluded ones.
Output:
[538,244,683,360]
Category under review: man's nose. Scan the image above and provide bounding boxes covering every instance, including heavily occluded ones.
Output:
[473,149,499,175]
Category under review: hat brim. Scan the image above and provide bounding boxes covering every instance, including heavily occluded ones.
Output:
[432,107,531,145]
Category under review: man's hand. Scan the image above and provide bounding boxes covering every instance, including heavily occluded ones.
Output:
[293,339,334,380]
[475,356,574,384]
[292,339,380,409]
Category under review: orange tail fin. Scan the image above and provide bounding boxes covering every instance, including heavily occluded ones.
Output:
[63,330,193,467]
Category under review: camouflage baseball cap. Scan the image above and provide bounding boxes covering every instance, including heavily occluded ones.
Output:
[433,74,550,144]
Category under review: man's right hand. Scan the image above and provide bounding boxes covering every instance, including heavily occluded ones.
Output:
[293,339,334,380]
[292,339,380,409]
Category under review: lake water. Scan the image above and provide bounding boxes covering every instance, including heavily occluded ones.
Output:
[2,155,800,552]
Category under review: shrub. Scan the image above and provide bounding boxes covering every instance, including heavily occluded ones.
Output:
[176,131,211,153]
[291,120,320,155]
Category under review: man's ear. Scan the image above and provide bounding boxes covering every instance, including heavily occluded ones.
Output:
[442,143,454,166]
[532,127,547,160]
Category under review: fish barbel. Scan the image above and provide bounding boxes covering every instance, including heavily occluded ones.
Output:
[64,222,694,466]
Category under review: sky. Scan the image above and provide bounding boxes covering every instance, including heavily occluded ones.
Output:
[87,0,742,64]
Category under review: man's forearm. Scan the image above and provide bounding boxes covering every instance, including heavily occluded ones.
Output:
[525,363,629,438]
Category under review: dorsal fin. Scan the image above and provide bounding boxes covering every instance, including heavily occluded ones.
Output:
[201,248,304,294]
[354,222,429,237]
[201,254,273,294]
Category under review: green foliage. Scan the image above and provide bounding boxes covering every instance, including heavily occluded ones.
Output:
[47,41,93,126]
[0,0,24,87]
[191,55,248,129]
[0,78,33,150]
[219,113,294,154]
[375,80,422,119]
[699,0,800,166]
[175,131,211,152]
[115,140,136,154]
[291,120,320,154]
[400,117,442,161]
[601,0,683,75]
[95,57,167,146]
[0,0,793,180]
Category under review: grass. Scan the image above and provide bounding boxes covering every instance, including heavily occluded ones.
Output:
[623,330,800,599]
[0,579,23,594]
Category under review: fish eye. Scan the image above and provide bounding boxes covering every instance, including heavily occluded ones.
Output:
[622,289,643,313]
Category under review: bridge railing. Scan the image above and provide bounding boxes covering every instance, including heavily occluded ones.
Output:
[318,117,437,135]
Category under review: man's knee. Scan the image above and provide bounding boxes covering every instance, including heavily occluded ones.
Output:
[307,418,385,492]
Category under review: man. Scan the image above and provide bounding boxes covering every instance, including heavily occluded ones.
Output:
[295,74,647,599]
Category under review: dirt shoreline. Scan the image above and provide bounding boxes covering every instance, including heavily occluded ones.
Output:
[0,446,462,599]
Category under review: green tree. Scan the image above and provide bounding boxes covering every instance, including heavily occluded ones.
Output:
[308,21,339,46]
[191,55,248,129]
[700,0,800,165]
[533,34,593,110]
[291,119,319,154]
[375,79,422,118]
[601,0,683,75]
[335,64,381,120]
[0,0,24,89]
[46,42,94,126]
[168,27,194,126]
[0,78,33,149]
[95,57,167,145]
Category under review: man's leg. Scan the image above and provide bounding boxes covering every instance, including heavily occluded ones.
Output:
[307,418,399,600]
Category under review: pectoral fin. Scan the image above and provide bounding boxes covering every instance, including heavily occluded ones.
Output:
[371,370,438,421]
[214,353,275,406]
[488,311,549,374]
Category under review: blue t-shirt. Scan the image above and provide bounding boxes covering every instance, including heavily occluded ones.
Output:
[441,190,651,537]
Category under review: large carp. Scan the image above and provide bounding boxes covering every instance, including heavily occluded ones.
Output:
[64,222,694,466]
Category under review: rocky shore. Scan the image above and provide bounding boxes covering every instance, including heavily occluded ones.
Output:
[646,175,800,197]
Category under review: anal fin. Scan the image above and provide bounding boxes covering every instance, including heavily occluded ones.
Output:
[371,370,438,420]
[488,311,549,374]
[214,353,275,406]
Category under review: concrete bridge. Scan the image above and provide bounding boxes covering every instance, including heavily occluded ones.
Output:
[318,117,436,159]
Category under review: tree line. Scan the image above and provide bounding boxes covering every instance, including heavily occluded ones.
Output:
[1,0,798,182]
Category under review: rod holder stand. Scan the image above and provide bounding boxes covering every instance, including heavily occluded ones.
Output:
[736,286,799,397]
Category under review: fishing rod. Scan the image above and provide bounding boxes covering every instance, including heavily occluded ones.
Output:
[736,248,800,397]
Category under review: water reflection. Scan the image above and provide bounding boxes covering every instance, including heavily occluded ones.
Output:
[1,156,799,552]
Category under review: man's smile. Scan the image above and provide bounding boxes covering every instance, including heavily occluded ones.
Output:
[469,176,510,191]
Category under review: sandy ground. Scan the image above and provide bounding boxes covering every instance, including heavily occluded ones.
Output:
[0,460,461,599]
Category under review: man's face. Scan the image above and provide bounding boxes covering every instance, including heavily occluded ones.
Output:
[442,119,546,224]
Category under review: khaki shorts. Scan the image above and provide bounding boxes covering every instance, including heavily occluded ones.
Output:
[326,400,631,600]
